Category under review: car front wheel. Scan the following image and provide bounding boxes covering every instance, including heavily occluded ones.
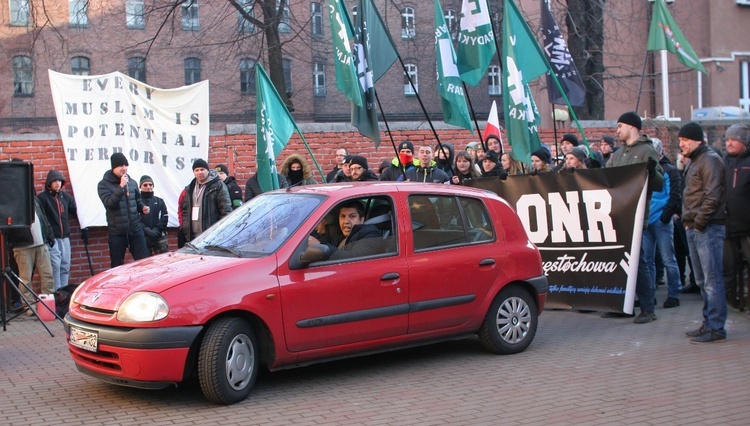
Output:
[198,317,259,404]
[479,285,538,355]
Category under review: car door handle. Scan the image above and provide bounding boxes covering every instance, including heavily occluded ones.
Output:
[479,258,495,266]
[381,272,400,281]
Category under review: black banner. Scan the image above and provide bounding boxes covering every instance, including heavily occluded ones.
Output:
[466,164,648,313]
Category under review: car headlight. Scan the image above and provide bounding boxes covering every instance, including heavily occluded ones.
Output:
[117,292,169,322]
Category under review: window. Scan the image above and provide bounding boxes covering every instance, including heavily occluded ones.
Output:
[71,56,90,76]
[13,55,33,96]
[184,58,201,85]
[238,0,254,33]
[313,62,326,97]
[128,57,146,83]
[311,2,323,37]
[410,195,494,251]
[283,58,292,96]
[401,7,415,39]
[488,65,501,96]
[445,9,458,40]
[126,0,146,29]
[240,58,256,94]
[69,0,89,27]
[277,0,290,33]
[404,63,418,95]
[741,61,750,112]
[182,0,199,31]
[10,0,29,26]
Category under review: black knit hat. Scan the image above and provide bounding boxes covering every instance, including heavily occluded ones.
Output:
[617,112,642,130]
[398,140,414,152]
[561,133,579,146]
[531,147,551,165]
[601,136,615,147]
[678,122,704,142]
[192,158,209,170]
[215,164,229,174]
[139,175,154,186]
[348,155,369,170]
[484,150,500,164]
[110,152,128,169]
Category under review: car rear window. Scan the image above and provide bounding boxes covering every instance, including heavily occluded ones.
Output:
[410,195,494,251]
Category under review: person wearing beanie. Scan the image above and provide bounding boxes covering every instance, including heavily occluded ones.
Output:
[405,145,450,183]
[37,169,78,290]
[97,152,150,268]
[380,140,416,181]
[348,155,379,181]
[331,154,354,183]
[607,111,664,324]
[600,135,616,165]
[480,150,507,178]
[553,133,580,171]
[180,158,232,242]
[138,175,169,256]
[564,146,588,170]
[215,164,243,208]
[679,121,727,343]
[530,147,553,173]
[722,124,750,309]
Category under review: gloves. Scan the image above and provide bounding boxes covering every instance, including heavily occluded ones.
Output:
[81,228,89,243]
[143,227,158,239]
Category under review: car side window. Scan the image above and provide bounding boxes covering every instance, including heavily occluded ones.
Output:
[410,195,494,251]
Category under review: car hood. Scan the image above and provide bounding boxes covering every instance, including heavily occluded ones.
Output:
[75,252,250,311]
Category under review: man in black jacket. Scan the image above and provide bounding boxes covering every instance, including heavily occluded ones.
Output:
[180,159,232,242]
[216,164,243,208]
[348,156,379,182]
[309,200,382,260]
[97,152,149,268]
[722,124,750,308]
[38,169,77,290]
[138,175,169,255]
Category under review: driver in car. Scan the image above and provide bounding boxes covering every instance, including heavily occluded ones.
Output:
[308,200,382,260]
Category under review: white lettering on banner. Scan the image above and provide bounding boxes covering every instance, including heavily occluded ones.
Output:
[516,189,617,244]
[49,70,210,228]
[542,253,618,276]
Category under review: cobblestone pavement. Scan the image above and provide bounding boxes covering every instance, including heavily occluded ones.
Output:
[1,285,748,426]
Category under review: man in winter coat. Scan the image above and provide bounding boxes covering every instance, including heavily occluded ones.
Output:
[380,140,416,181]
[180,159,232,242]
[679,122,727,343]
[138,175,169,255]
[308,200,383,260]
[405,145,450,183]
[722,124,750,308]
[607,112,664,324]
[38,169,78,290]
[215,164,243,208]
[244,172,288,201]
[97,152,149,268]
[434,141,455,179]
[347,155,379,181]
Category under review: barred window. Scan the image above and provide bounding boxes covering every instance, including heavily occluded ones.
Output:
[10,0,30,26]
[404,63,418,95]
[184,58,202,85]
[182,0,199,31]
[240,58,256,94]
[401,7,415,39]
[313,62,326,97]
[126,0,146,29]
[488,65,501,96]
[13,55,34,96]
[128,57,147,83]
[71,56,91,76]
[69,0,89,28]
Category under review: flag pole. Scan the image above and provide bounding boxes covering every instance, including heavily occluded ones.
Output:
[462,82,484,143]
[289,122,326,181]
[374,90,400,165]
[660,50,670,118]
[395,53,443,151]
[634,49,650,114]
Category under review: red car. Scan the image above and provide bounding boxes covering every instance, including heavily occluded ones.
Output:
[65,183,547,404]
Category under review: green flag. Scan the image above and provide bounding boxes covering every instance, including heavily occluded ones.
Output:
[647,0,706,74]
[456,0,497,86]
[351,0,381,147]
[256,64,295,192]
[434,0,472,131]
[362,0,398,83]
[502,0,545,164]
[328,0,362,106]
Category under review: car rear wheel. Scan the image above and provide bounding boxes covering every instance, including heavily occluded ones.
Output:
[479,285,537,355]
[198,317,259,404]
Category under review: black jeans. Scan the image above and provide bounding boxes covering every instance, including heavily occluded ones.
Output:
[108,230,149,268]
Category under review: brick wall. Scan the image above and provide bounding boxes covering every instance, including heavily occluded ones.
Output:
[0,120,736,291]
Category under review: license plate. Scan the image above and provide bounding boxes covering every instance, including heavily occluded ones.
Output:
[70,326,98,352]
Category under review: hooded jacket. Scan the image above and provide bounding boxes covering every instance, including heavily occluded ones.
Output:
[97,170,145,236]
[682,144,726,232]
[37,170,77,239]
[723,147,750,236]
[433,142,455,178]
[223,176,244,208]
[7,196,55,249]
[180,170,232,241]
[405,160,450,183]
[281,153,318,186]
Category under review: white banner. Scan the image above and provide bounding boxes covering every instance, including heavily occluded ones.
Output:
[49,70,209,228]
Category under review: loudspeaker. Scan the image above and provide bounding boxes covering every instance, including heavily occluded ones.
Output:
[0,161,34,229]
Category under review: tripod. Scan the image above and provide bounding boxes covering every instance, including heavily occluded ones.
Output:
[1,231,63,337]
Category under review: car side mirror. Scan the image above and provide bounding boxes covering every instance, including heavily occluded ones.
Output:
[299,244,332,267]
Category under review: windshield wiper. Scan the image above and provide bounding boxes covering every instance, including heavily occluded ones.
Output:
[204,244,242,257]
[184,242,202,254]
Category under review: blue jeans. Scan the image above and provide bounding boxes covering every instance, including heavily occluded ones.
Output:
[637,227,657,313]
[49,237,72,290]
[686,225,727,334]
[649,220,681,299]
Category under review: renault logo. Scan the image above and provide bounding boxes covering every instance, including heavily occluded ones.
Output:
[92,292,101,302]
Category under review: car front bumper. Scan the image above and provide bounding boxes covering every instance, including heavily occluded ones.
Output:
[65,315,202,388]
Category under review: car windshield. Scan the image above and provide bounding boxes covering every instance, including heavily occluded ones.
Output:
[182,193,324,257]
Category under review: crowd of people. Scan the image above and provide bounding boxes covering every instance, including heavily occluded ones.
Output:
[4,115,748,345]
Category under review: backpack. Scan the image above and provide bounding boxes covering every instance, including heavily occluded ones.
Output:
[54,284,78,318]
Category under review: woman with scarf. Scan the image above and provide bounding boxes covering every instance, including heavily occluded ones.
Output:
[281,154,318,187]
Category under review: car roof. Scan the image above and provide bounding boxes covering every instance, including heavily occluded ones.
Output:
[272,181,506,202]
